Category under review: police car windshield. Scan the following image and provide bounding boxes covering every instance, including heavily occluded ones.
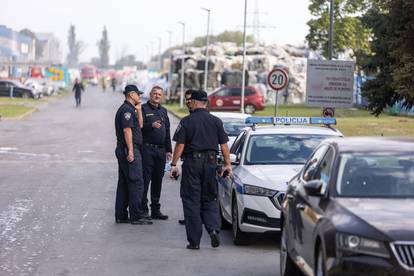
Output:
[245,134,331,165]
[336,153,414,198]
[222,119,248,136]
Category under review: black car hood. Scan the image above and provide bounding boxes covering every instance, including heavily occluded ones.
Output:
[336,198,414,241]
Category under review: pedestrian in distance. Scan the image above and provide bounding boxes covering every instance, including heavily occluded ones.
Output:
[141,86,172,220]
[114,84,153,225]
[72,78,84,108]
[111,77,117,93]
[101,76,107,92]
[178,89,195,226]
[170,90,233,250]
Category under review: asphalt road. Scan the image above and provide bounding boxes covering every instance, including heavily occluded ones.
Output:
[0,86,280,276]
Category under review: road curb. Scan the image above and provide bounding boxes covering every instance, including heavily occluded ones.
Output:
[0,107,38,121]
[166,109,183,120]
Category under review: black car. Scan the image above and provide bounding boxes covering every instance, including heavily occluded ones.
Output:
[280,137,414,276]
[0,80,36,98]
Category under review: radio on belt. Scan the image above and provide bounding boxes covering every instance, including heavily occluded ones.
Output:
[245,116,337,126]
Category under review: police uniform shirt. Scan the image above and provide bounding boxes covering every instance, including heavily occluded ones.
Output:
[115,101,142,147]
[141,101,172,152]
[173,108,229,153]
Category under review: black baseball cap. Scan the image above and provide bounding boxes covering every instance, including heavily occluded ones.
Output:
[123,84,143,95]
[190,90,208,101]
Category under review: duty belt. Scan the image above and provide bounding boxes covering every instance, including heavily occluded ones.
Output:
[143,142,164,149]
[184,151,217,161]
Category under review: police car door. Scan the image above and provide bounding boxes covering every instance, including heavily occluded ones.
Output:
[219,130,247,218]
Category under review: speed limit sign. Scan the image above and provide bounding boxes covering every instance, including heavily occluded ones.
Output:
[267,68,289,91]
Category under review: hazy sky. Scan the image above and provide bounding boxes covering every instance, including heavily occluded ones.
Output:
[1,0,311,63]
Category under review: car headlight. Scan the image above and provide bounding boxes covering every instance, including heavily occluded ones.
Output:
[243,184,276,197]
[336,233,389,258]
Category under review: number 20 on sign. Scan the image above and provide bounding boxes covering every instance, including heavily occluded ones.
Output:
[267,68,289,118]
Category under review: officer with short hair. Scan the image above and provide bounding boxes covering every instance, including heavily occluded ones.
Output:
[141,86,172,220]
[170,90,232,249]
[114,84,153,225]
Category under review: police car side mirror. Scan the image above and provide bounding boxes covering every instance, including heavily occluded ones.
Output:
[230,154,239,165]
[303,180,323,197]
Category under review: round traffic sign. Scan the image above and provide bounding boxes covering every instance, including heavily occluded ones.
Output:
[267,68,289,91]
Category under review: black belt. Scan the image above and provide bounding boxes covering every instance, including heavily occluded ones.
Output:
[183,151,217,161]
[117,142,141,148]
[143,142,164,149]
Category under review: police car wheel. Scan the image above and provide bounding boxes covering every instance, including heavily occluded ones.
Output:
[232,196,250,245]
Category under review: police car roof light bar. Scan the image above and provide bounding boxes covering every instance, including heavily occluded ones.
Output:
[245,116,337,126]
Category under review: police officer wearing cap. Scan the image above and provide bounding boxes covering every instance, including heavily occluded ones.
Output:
[141,86,172,220]
[170,90,233,250]
[114,84,153,225]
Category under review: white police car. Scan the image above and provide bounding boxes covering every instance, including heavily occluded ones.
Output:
[218,116,343,245]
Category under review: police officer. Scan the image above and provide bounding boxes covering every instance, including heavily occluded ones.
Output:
[141,86,172,220]
[114,84,153,225]
[178,89,195,225]
[170,90,233,249]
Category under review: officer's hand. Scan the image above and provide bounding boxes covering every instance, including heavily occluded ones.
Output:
[221,165,233,178]
[127,150,134,163]
[169,166,180,180]
[152,120,162,129]
[166,152,172,161]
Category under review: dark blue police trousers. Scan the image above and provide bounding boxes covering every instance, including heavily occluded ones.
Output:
[142,145,166,213]
[115,147,145,221]
[181,157,221,246]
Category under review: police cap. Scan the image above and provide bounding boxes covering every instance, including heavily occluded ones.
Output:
[123,84,143,95]
[190,90,208,101]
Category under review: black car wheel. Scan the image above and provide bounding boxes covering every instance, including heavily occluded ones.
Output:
[232,196,250,245]
[280,219,302,275]
[315,244,327,276]
[244,104,256,114]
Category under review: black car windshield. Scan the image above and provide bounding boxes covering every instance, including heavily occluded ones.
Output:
[336,153,414,198]
[245,134,332,165]
[221,118,248,136]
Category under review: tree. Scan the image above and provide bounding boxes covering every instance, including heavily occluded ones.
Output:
[114,54,145,70]
[19,28,44,60]
[98,26,110,68]
[306,0,372,66]
[362,0,414,115]
[191,31,254,47]
[66,25,84,68]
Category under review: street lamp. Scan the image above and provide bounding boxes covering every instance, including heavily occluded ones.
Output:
[178,21,186,109]
[241,0,248,113]
[166,30,173,100]
[158,36,162,71]
[201,7,211,91]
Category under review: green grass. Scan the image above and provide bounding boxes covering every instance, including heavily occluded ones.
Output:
[0,104,35,118]
[0,97,48,104]
[164,103,414,137]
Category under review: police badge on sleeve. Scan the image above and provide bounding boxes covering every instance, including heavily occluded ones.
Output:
[124,112,131,120]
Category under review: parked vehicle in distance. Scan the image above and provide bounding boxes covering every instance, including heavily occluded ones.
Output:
[208,86,265,114]
[210,112,250,148]
[81,65,98,85]
[0,80,37,99]
[218,117,342,245]
[281,137,414,276]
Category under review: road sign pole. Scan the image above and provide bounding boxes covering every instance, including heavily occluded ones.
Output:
[274,91,278,118]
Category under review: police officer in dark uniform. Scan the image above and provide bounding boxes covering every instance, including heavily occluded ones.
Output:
[72,78,84,107]
[114,84,152,225]
[141,86,172,220]
[178,89,195,225]
[170,90,233,249]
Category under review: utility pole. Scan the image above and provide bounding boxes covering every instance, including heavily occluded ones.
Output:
[328,0,334,60]
[158,37,162,71]
[166,30,173,100]
[241,0,248,113]
[178,21,186,109]
[202,7,211,91]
